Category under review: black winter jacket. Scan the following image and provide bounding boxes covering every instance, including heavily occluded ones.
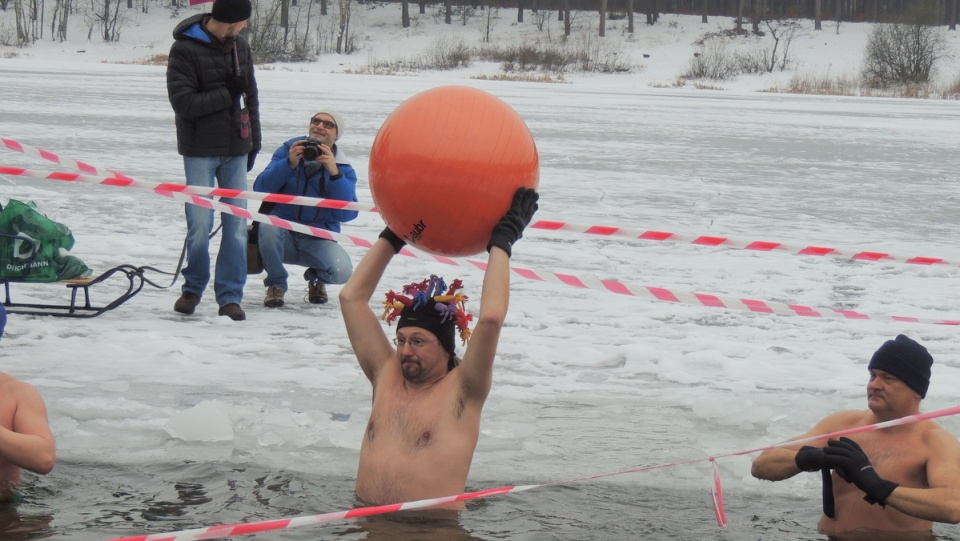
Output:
[166,14,262,157]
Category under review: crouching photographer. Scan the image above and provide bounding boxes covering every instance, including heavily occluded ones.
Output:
[252,109,358,308]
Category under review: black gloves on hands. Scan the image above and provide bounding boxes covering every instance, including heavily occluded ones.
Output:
[247,151,258,172]
[487,187,539,257]
[794,446,836,518]
[379,227,406,254]
[795,446,830,472]
[226,76,246,100]
[823,437,899,506]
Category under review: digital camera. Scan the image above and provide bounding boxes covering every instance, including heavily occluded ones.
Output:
[301,137,323,161]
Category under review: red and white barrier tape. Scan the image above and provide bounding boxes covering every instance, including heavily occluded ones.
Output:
[3,137,958,324]
[0,166,377,213]
[3,135,957,268]
[102,405,960,540]
[160,190,960,326]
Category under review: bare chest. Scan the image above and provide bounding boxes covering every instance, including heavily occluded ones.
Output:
[850,432,929,486]
[366,380,466,451]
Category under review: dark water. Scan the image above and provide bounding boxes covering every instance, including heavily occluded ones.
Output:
[3,460,957,541]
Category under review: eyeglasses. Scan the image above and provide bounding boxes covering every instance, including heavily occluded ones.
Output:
[310,118,337,130]
[393,337,437,349]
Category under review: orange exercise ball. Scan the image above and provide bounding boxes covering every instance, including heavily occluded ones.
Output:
[369,86,540,257]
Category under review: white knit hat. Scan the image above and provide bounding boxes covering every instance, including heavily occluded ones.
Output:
[313,109,344,141]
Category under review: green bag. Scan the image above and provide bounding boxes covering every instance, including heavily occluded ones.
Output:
[0,199,92,282]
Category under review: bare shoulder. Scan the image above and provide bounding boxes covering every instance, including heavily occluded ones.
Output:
[816,409,871,431]
[0,372,28,393]
[921,421,960,450]
[0,374,46,404]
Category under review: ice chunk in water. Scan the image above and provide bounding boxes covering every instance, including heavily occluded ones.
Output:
[164,400,234,442]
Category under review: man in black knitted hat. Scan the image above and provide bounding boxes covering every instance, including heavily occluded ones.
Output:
[167,0,261,321]
[751,335,960,535]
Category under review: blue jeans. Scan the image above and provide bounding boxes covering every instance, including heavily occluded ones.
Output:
[258,224,353,291]
[181,155,248,306]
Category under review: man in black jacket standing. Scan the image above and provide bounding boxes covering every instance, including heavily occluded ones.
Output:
[167,0,261,321]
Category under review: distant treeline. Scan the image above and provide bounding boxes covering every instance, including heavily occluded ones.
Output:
[360,0,959,26]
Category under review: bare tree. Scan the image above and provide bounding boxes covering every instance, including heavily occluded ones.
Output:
[50,0,69,41]
[562,0,570,35]
[627,0,633,32]
[701,0,707,23]
[814,0,821,29]
[761,18,802,71]
[280,0,289,49]
[517,0,523,22]
[13,0,39,44]
[950,0,957,29]
[735,0,743,32]
[401,0,409,27]
[835,0,841,34]
[481,2,496,41]
[444,0,451,23]
[92,0,125,41]
[861,9,949,87]
[598,0,605,36]
[336,0,351,53]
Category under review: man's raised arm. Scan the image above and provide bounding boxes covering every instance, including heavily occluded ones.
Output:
[339,229,406,382]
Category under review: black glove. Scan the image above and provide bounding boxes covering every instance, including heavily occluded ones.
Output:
[379,227,406,254]
[823,437,899,506]
[795,446,830,472]
[226,76,246,100]
[247,151,258,172]
[487,187,539,257]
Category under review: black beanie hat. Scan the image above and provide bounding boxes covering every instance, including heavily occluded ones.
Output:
[868,334,933,398]
[396,299,456,356]
[211,0,252,24]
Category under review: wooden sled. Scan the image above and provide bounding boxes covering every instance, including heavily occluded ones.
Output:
[0,233,145,318]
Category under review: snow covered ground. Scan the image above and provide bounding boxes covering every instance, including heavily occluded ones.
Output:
[1,4,960,540]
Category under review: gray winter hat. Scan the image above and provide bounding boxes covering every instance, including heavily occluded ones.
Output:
[312,110,343,141]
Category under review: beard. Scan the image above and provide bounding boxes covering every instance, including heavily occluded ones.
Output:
[400,357,425,380]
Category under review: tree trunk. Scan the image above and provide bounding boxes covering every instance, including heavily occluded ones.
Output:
[419,0,425,14]
[814,0,821,29]
[336,0,351,53]
[102,0,110,41]
[835,0,841,31]
[517,0,523,22]
[563,0,570,35]
[444,0,451,23]
[57,0,68,40]
[701,0,707,22]
[401,0,409,27]
[628,0,634,32]
[281,0,289,49]
[951,0,958,30]
[751,0,759,33]
[321,0,327,17]
[735,0,743,31]
[599,0,606,36]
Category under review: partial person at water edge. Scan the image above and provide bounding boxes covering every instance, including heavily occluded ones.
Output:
[339,187,539,508]
[751,334,960,538]
[166,0,262,321]
[0,304,56,501]
[253,109,357,308]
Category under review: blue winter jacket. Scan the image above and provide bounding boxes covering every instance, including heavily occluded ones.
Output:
[253,137,359,232]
